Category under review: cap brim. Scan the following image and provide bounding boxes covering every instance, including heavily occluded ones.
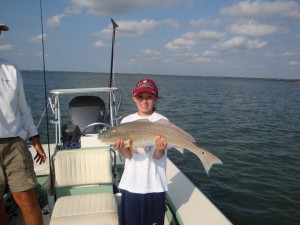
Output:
[132,88,158,97]
[0,24,9,31]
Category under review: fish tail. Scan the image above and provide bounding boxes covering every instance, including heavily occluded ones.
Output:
[197,147,223,176]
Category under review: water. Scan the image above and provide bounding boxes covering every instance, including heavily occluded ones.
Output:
[22,71,300,225]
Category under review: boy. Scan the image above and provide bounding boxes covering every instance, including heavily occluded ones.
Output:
[113,79,168,225]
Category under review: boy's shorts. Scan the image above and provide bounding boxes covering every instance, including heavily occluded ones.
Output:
[0,137,37,198]
[120,190,165,225]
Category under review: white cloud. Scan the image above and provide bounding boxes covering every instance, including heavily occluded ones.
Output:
[96,19,160,38]
[265,51,300,58]
[229,20,278,37]
[188,18,222,27]
[0,44,13,51]
[162,19,180,29]
[165,38,195,50]
[212,36,267,52]
[29,34,48,43]
[93,40,108,48]
[46,14,67,28]
[64,6,81,15]
[220,0,300,21]
[141,49,161,57]
[70,0,181,16]
[139,49,161,60]
[288,61,300,66]
[165,30,225,51]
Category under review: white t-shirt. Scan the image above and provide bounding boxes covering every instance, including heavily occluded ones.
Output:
[118,112,169,193]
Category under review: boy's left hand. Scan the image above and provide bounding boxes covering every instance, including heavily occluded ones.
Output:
[153,136,167,159]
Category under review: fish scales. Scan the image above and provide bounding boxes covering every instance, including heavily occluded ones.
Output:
[98,119,222,175]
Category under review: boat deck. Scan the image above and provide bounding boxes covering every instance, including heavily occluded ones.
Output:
[8,143,232,225]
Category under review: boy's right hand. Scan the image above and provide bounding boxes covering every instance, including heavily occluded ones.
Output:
[113,139,133,159]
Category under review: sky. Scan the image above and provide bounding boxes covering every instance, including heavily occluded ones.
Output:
[1,0,300,79]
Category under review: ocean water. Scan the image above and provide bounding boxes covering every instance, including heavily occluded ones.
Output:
[23,71,300,225]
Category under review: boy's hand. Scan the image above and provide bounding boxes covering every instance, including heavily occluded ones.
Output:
[154,135,167,159]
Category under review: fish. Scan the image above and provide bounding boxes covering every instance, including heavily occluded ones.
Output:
[98,119,222,175]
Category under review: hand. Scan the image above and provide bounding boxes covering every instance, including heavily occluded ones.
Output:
[113,139,132,159]
[155,135,167,152]
[32,138,47,164]
[153,135,167,159]
[113,139,126,149]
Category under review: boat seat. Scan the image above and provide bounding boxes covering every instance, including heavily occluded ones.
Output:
[62,96,106,149]
[50,193,118,225]
[68,95,106,134]
[49,149,118,225]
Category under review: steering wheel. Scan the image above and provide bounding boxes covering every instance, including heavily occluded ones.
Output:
[81,122,111,136]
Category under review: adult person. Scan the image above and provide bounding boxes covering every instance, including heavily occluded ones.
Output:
[113,79,169,225]
[0,22,46,225]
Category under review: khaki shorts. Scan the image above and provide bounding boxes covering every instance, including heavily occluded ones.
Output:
[0,137,37,198]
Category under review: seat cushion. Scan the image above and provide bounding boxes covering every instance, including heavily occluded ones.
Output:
[50,193,118,225]
[54,150,112,187]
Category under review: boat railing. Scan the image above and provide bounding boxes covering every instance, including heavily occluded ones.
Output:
[48,87,122,147]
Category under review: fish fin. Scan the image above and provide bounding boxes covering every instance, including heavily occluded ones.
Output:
[174,147,185,154]
[195,147,223,176]
[135,147,146,155]
[124,139,130,148]
[156,119,171,125]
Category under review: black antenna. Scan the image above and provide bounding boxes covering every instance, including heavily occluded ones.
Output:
[109,18,119,88]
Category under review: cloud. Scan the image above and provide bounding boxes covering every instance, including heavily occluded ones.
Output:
[93,40,109,48]
[140,49,161,60]
[188,18,222,27]
[29,34,48,43]
[220,0,300,21]
[0,44,13,51]
[46,14,67,28]
[162,19,180,29]
[165,30,225,51]
[96,19,160,38]
[212,36,267,52]
[288,61,300,66]
[229,20,278,37]
[64,6,81,15]
[265,51,300,58]
[69,0,181,16]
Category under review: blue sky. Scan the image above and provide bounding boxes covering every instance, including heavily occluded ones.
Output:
[1,0,300,79]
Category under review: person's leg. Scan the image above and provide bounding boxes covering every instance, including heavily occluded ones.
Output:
[12,189,43,225]
[0,198,9,225]
[0,141,9,225]
[120,190,141,225]
[143,192,165,225]
[4,137,41,225]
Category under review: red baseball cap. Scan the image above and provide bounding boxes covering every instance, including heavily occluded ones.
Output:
[132,79,158,97]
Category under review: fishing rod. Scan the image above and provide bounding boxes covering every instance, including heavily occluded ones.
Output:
[109,18,119,88]
[39,0,53,194]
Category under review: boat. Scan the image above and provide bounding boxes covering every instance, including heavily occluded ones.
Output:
[5,19,233,225]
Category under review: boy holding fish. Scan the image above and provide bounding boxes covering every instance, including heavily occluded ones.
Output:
[113,79,169,225]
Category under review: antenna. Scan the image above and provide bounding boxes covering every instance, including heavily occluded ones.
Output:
[109,18,119,88]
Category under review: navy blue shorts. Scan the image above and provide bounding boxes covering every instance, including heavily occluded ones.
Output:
[120,190,165,225]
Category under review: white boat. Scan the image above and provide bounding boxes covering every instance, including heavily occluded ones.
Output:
[5,20,232,225]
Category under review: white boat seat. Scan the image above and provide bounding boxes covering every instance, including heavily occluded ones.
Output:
[49,149,118,225]
[50,193,118,225]
[53,149,112,187]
